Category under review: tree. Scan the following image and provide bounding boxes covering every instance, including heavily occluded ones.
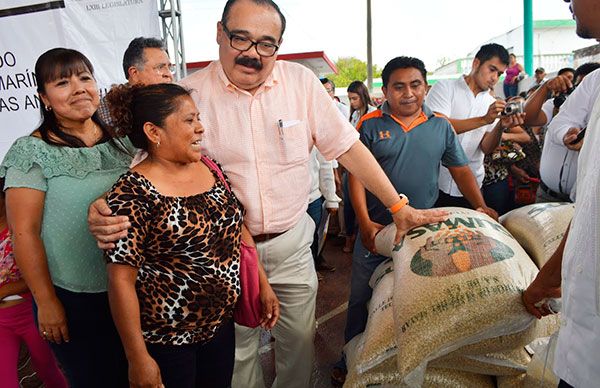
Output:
[325,57,382,88]
[436,56,452,69]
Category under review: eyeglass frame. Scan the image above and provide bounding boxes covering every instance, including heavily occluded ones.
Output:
[151,62,176,75]
[221,24,280,57]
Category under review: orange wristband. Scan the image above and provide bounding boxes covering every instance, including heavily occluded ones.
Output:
[388,194,409,215]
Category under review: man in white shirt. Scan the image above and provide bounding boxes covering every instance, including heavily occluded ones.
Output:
[524,64,600,202]
[425,43,525,208]
[307,148,340,274]
[523,1,600,387]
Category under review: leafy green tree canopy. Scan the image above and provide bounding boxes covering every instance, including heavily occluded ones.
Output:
[325,57,382,88]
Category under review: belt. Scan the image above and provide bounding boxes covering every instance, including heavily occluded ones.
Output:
[253,231,286,243]
[540,180,571,202]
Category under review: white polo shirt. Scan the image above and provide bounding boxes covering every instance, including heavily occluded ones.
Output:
[541,98,555,124]
[308,148,340,208]
[539,68,600,199]
[425,76,496,196]
[553,86,600,388]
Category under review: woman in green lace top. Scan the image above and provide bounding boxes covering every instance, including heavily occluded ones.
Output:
[0,48,130,388]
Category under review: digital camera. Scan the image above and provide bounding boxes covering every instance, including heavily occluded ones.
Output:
[554,86,575,109]
[501,100,524,116]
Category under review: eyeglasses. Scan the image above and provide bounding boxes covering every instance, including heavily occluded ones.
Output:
[153,63,176,75]
[222,24,280,57]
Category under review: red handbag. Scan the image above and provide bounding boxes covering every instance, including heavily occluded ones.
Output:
[202,156,262,328]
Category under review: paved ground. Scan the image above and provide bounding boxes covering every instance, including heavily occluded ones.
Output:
[18,235,353,388]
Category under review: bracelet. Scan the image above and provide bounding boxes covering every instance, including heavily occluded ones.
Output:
[388,194,409,215]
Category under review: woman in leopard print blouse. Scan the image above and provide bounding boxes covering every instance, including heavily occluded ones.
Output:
[103,83,278,388]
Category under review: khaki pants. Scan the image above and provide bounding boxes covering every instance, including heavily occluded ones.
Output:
[232,213,318,388]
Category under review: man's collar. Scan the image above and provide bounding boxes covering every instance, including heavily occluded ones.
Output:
[380,101,430,133]
[461,75,488,96]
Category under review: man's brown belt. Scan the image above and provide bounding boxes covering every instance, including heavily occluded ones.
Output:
[253,231,286,243]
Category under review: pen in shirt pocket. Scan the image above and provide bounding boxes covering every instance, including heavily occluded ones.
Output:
[278,119,284,140]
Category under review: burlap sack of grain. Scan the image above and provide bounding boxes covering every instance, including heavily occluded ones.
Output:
[523,335,559,388]
[351,258,397,371]
[422,368,495,388]
[373,207,539,387]
[500,203,574,268]
[344,332,400,388]
[497,373,527,388]
[431,347,531,376]
[452,313,560,356]
[346,349,495,388]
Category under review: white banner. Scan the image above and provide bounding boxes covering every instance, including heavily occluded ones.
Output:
[0,0,159,158]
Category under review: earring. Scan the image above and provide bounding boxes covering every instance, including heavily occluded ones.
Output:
[156,141,160,148]
[45,105,52,111]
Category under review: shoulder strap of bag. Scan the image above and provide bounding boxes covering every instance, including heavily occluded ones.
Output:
[202,155,231,192]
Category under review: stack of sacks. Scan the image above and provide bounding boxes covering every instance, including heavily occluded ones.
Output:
[500,203,574,268]
[345,207,560,387]
[431,347,532,376]
[344,262,497,388]
[345,331,495,388]
[344,257,558,387]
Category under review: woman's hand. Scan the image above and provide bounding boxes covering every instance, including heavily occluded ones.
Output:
[128,354,163,388]
[511,165,531,184]
[37,297,69,344]
[240,224,279,329]
[259,280,280,330]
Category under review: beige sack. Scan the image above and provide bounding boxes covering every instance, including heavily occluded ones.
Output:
[500,203,574,268]
[346,351,495,388]
[344,333,400,388]
[374,208,539,387]
[431,347,531,376]
[497,373,527,388]
[524,335,559,388]
[354,259,397,371]
[452,313,560,356]
[422,368,495,388]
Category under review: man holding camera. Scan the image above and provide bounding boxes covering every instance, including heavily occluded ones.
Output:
[524,63,600,202]
[425,43,526,208]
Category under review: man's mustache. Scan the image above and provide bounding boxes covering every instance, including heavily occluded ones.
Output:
[236,56,263,70]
